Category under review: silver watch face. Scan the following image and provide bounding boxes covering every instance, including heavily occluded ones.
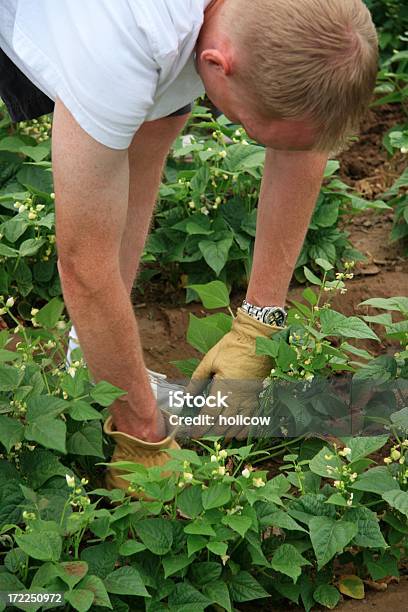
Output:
[263,308,286,327]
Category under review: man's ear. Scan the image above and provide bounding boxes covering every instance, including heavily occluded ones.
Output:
[200,49,232,75]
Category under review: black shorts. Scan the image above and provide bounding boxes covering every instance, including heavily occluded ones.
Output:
[0,47,192,123]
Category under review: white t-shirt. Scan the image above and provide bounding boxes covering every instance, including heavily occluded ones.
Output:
[0,0,211,149]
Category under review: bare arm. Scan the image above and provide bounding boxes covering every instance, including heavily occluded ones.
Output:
[247,148,329,307]
[52,99,187,441]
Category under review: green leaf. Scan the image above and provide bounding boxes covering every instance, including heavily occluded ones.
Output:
[382,490,408,518]
[187,535,208,557]
[177,486,203,519]
[0,241,19,257]
[187,314,228,353]
[80,542,119,579]
[90,381,126,406]
[135,518,173,555]
[168,582,210,612]
[118,540,146,556]
[359,296,408,313]
[303,266,322,286]
[184,518,216,537]
[104,566,150,597]
[78,574,112,609]
[267,510,307,532]
[67,423,104,458]
[221,514,251,538]
[15,524,62,562]
[199,237,233,276]
[35,297,64,328]
[203,581,232,612]
[345,507,387,548]
[309,516,358,569]
[69,401,103,421]
[171,357,200,377]
[65,588,95,612]
[309,446,343,479]
[313,584,340,609]
[19,237,46,257]
[0,415,24,452]
[351,467,400,495]
[25,417,67,454]
[19,448,69,489]
[302,287,318,307]
[229,571,269,603]
[320,310,379,341]
[17,164,53,196]
[365,551,399,581]
[20,145,50,163]
[163,554,192,578]
[190,562,222,586]
[188,281,230,309]
[26,396,67,421]
[342,435,389,462]
[202,482,231,510]
[207,540,228,556]
[316,258,334,272]
[0,365,21,391]
[271,544,311,582]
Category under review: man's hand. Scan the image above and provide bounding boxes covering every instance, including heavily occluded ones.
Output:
[188,308,281,439]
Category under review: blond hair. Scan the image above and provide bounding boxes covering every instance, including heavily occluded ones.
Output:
[222,0,378,151]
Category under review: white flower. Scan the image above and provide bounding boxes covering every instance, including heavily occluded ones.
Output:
[218,466,226,476]
[28,212,37,220]
[31,308,39,316]
[65,474,75,488]
[67,367,76,378]
[56,321,66,330]
[210,455,218,463]
[242,468,251,479]
[18,204,27,213]
[6,297,14,308]
[391,449,401,461]
[333,480,341,489]
[218,150,227,158]
[183,472,193,482]
[219,449,228,459]
[339,447,351,457]
[221,554,230,566]
[50,192,55,199]
[253,477,265,488]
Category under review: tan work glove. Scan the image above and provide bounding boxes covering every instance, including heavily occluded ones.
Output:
[187,308,283,439]
[104,410,180,498]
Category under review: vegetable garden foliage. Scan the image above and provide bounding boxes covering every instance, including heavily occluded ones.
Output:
[146,108,391,293]
[0,278,406,611]
[0,102,395,312]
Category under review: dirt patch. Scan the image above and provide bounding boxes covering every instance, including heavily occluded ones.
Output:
[337,104,406,198]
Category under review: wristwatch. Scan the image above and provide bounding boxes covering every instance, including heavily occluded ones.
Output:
[241,299,288,327]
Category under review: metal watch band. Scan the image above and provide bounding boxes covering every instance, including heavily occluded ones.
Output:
[241,299,287,327]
